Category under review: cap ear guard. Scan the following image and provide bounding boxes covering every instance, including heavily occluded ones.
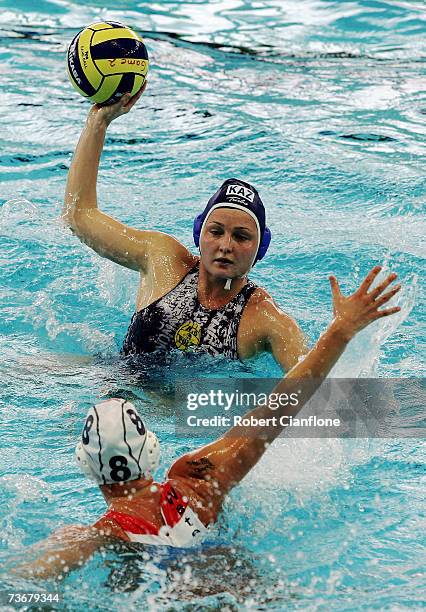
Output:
[256,226,271,262]
[193,212,204,248]
[144,430,161,476]
[193,214,271,263]
[75,441,100,482]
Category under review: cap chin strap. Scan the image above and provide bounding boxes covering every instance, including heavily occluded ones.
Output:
[223,265,252,291]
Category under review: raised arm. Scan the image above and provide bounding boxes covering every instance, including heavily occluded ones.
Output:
[63,84,191,272]
[169,267,401,505]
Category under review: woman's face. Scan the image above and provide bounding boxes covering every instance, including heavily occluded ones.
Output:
[199,208,259,279]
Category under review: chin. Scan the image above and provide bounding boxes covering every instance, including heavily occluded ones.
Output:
[211,270,232,280]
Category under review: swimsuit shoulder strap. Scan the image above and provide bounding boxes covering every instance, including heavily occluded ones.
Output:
[239,278,257,301]
[221,277,258,311]
[160,260,199,303]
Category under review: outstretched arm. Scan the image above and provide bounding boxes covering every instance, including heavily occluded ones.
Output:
[12,525,107,580]
[169,267,401,503]
[12,515,128,580]
[63,84,191,271]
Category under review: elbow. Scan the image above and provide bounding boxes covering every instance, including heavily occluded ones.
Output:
[61,206,75,231]
[61,207,90,239]
[62,189,96,233]
[62,195,81,231]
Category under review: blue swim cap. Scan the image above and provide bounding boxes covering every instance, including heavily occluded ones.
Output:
[193,178,271,263]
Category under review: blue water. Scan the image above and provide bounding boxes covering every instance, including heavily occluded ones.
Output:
[0,0,425,609]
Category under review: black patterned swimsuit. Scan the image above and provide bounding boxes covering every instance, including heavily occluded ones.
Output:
[122,264,257,359]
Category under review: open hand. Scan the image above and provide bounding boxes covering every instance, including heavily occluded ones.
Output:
[329,266,401,340]
[89,80,148,126]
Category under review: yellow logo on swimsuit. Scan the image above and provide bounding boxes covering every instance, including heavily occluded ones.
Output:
[174,321,201,351]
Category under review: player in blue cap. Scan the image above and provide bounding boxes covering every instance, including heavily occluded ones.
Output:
[63,85,307,370]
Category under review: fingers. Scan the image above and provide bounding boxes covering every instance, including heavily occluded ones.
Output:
[357,265,382,295]
[120,92,133,108]
[372,284,401,308]
[372,306,401,319]
[92,80,148,121]
[368,272,398,300]
[329,275,342,299]
[370,282,402,319]
[123,80,148,110]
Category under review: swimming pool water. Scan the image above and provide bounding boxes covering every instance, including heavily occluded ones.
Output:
[0,0,425,609]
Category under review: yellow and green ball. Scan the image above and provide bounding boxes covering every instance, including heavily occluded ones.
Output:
[67,21,149,105]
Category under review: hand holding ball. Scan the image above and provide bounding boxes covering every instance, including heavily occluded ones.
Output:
[67,21,149,105]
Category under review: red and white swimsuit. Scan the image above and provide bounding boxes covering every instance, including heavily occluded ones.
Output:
[103,482,207,547]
